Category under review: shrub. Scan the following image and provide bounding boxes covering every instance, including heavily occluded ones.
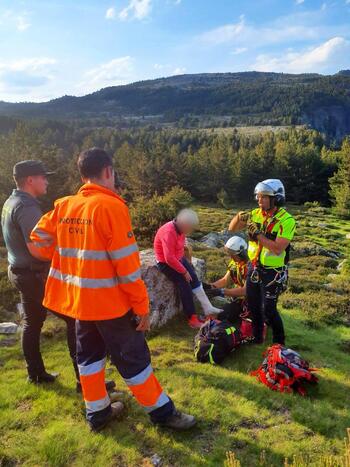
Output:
[217,189,231,209]
[304,201,320,208]
[130,186,193,243]
[0,270,18,319]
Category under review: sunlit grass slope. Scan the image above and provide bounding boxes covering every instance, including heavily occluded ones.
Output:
[0,205,349,466]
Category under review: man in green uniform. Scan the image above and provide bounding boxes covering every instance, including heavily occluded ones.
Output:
[1,161,84,385]
[228,179,296,344]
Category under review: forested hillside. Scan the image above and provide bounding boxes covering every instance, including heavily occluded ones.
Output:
[0,122,349,249]
[1,71,350,139]
[0,123,346,209]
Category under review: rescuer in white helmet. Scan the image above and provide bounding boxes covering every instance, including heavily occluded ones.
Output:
[206,235,249,323]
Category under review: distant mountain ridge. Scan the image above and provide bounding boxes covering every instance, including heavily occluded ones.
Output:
[1,70,350,139]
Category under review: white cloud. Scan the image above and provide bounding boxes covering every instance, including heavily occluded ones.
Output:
[231,47,248,55]
[173,66,186,74]
[105,7,116,19]
[118,0,152,21]
[321,2,327,10]
[0,58,56,72]
[16,14,31,31]
[78,56,135,94]
[200,15,245,45]
[252,37,350,73]
[295,0,305,4]
[0,57,57,101]
[0,9,31,31]
[153,63,186,75]
[198,11,345,49]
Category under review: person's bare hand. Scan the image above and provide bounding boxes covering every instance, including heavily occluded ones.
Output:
[136,314,151,332]
[183,271,192,283]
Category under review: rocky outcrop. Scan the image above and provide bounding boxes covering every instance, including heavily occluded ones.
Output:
[0,322,18,334]
[337,259,347,272]
[199,230,236,248]
[291,242,341,259]
[303,105,350,142]
[140,249,206,328]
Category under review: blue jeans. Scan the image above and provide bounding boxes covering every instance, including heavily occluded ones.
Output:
[157,257,201,319]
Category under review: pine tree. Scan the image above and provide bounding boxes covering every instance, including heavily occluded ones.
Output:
[329,138,350,218]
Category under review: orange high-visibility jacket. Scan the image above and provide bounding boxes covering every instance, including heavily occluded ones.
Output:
[30,183,149,320]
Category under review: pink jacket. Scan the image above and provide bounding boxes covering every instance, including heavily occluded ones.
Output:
[154,221,186,274]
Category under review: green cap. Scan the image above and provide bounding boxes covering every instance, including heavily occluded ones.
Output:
[13,160,55,178]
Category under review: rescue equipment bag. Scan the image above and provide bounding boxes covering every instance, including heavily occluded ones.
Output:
[194,319,241,364]
[239,317,268,342]
[251,344,318,395]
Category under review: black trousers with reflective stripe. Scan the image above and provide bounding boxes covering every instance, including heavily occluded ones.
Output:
[76,310,174,428]
[246,264,285,345]
[8,267,79,380]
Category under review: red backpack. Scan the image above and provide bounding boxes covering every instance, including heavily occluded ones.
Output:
[251,344,318,395]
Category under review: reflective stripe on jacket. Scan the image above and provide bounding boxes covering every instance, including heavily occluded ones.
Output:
[247,208,296,268]
[30,183,149,320]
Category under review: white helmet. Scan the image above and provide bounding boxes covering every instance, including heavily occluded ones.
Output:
[254,179,285,206]
[176,208,199,227]
[225,236,248,257]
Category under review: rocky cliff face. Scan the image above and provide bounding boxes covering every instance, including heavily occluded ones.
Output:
[303,106,350,141]
[140,249,206,328]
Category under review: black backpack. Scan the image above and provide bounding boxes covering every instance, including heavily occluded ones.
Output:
[194,319,242,364]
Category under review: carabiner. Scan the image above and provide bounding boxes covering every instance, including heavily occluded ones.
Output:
[250,268,260,283]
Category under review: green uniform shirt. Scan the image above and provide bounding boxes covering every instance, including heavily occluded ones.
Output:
[1,190,43,268]
[247,207,296,268]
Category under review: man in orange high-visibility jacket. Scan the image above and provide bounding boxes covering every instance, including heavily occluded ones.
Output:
[30,147,196,432]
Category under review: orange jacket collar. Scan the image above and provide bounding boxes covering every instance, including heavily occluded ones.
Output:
[78,183,126,204]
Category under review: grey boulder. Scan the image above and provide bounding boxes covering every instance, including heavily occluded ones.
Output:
[199,230,237,248]
[291,242,341,259]
[0,322,18,334]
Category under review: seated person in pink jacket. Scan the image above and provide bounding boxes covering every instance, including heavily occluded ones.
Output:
[154,209,222,329]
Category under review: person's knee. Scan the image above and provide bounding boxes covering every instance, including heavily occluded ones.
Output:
[177,277,191,291]
[265,297,278,315]
[22,304,46,327]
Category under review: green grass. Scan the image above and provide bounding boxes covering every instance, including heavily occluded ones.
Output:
[0,205,350,466]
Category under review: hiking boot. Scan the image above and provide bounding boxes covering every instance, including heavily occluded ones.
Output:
[160,410,197,430]
[248,337,264,345]
[188,315,203,329]
[89,401,125,432]
[76,379,116,394]
[27,371,59,384]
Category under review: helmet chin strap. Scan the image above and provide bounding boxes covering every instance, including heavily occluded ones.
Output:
[263,196,277,215]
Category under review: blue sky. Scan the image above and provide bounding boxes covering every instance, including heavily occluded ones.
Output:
[0,0,349,102]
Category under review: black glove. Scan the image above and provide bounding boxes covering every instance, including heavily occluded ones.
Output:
[238,211,251,223]
[202,282,214,292]
[206,288,225,298]
[247,222,262,241]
